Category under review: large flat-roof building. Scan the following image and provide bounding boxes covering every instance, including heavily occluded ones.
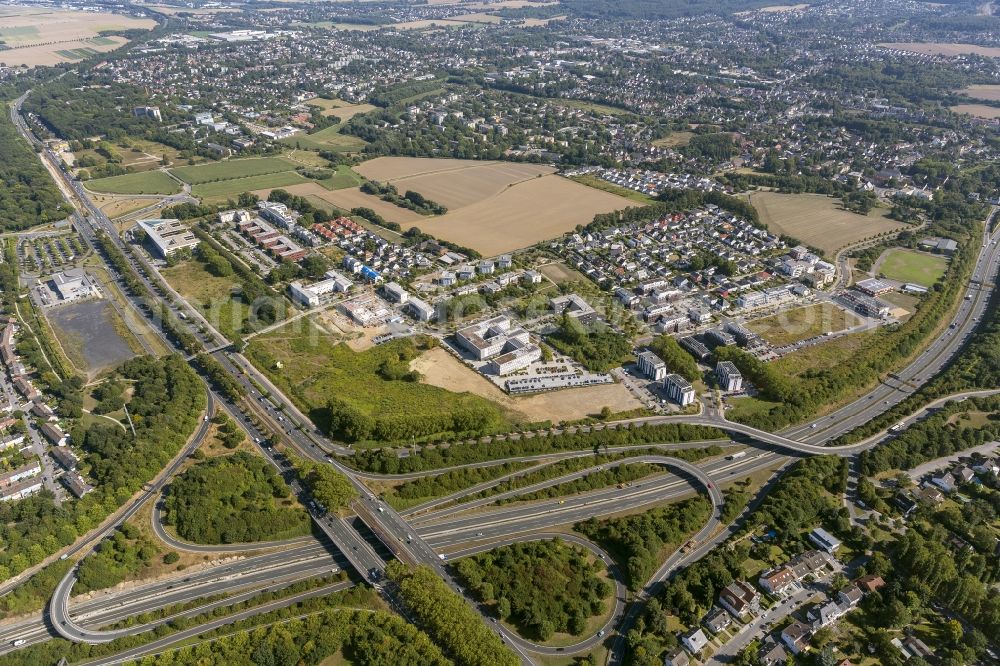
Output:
[288,270,353,307]
[808,527,842,554]
[406,297,436,322]
[382,281,409,304]
[138,219,200,258]
[637,350,666,381]
[456,316,541,375]
[664,373,695,406]
[716,361,743,392]
[550,293,598,324]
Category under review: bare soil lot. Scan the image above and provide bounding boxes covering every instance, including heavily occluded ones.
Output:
[411,347,642,423]
[0,6,154,66]
[47,299,136,377]
[350,157,634,255]
[879,42,1000,57]
[749,191,906,256]
[748,302,863,346]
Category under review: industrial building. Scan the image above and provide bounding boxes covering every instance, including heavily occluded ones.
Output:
[138,219,200,258]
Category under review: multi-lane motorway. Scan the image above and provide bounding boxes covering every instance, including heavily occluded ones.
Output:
[7,88,1000,665]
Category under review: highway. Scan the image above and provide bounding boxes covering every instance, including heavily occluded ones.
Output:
[7,87,1000,665]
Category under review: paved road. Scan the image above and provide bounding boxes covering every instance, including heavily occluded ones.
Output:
[78,581,354,666]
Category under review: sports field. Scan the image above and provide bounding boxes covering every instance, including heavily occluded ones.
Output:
[86,171,181,195]
[342,157,634,255]
[877,248,948,285]
[0,7,154,66]
[194,172,309,203]
[749,191,906,255]
[170,157,300,185]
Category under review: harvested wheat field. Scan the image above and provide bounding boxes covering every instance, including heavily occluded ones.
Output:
[356,157,555,209]
[350,157,634,255]
[411,347,642,423]
[950,104,1000,119]
[957,85,1000,102]
[279,182,426,224]
[879,42,1000,57]
[750,191,906,256]
[0,6,154,66]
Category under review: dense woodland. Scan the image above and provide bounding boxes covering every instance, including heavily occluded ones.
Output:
[0,356,204,586]
[548,314,633,373]
[455,539,612,640]
[388,563,519,666]
[577,497,711,589]
[0,85,68,231]
[75,523,157,594]
[162,451,311,544]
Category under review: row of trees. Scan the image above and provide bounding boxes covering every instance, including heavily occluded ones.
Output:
[390,462,526,506]
[646,334,700,381]
[360,180,448,215]
[860,396,1000,474]
[162,451,311,545]
[349,422,725,474]
[387,563,519,666]
[455,539,612,641]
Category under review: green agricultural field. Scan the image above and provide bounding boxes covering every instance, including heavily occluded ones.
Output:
[878,249,948,286]
[86,170,181,195]
[192,171,309,203]
[246,320,509,444]
[282,124,368,152]
[170,157,300,185]
[319,164,366,190]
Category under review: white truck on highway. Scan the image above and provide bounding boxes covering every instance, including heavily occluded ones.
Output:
[726,451,747,461]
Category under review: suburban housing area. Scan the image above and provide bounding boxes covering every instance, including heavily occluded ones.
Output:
[0,1,998,666]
